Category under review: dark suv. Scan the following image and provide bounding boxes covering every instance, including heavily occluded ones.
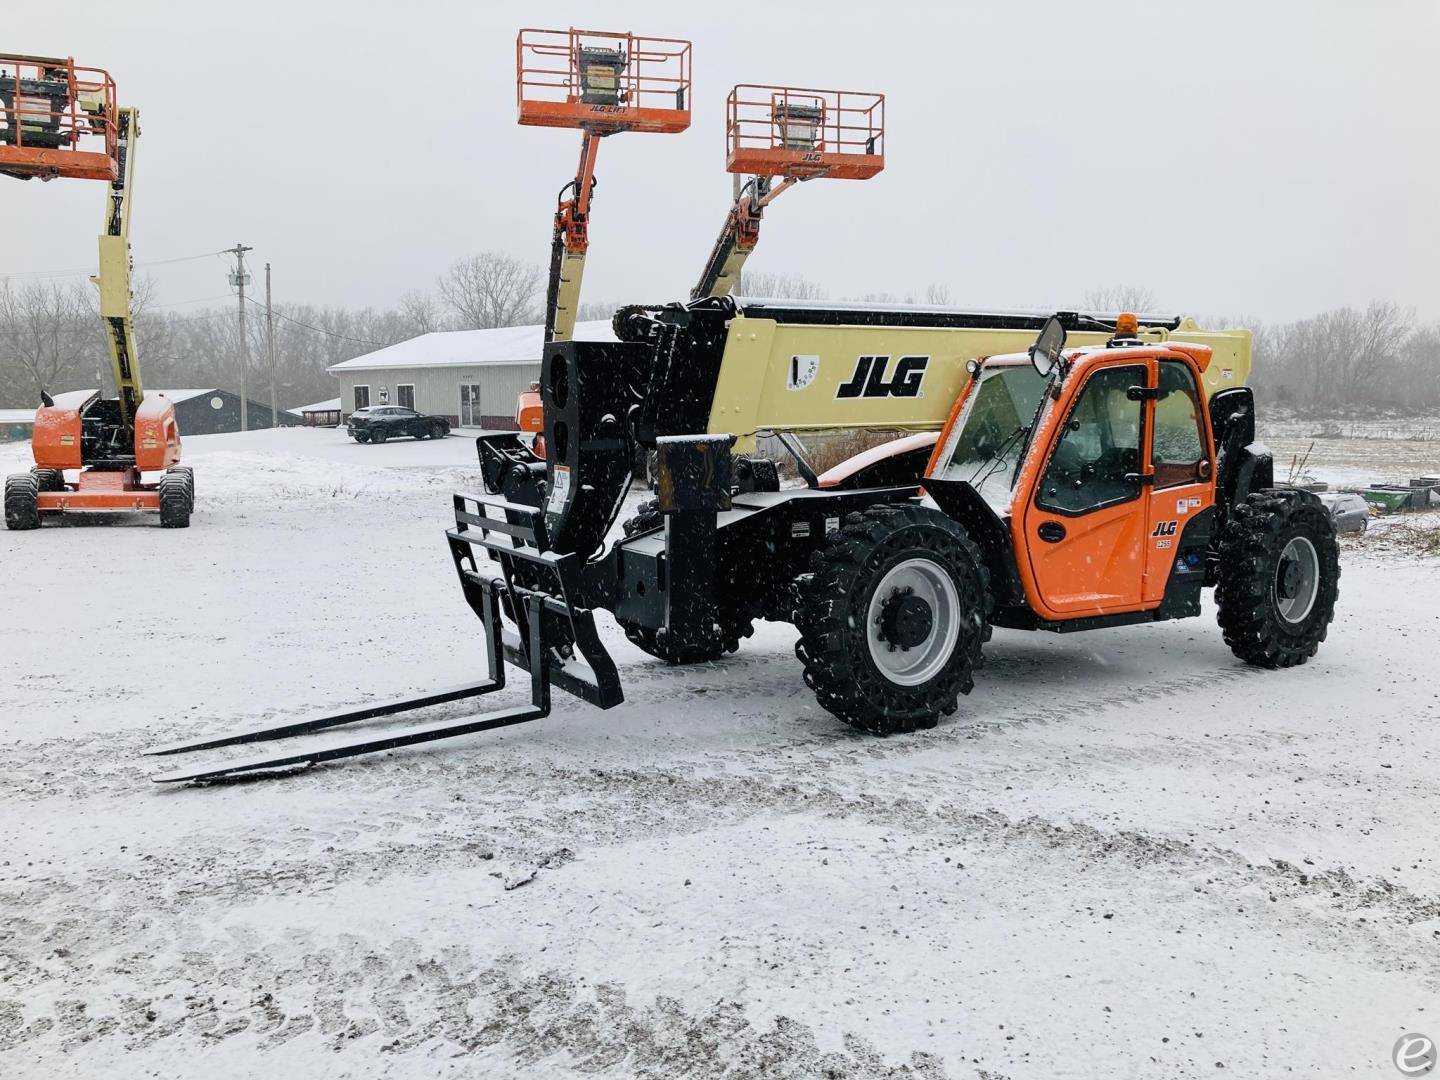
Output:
[346,407,451,444]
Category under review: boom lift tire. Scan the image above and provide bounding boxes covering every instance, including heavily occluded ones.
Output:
[794,504,991,735]
[1214,489,1339,668]
[157,471,191,529]
[617,499,757,663]
[166,465,195,511]
[4,474,41,531]
[30,467,65,493]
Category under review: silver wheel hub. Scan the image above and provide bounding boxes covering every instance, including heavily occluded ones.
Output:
[1274,536,1319,624]
[866,557,961,686]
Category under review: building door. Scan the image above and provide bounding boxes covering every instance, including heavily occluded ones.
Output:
[353,385,370,410]
[459,383,482,426]
[396,383,415,410]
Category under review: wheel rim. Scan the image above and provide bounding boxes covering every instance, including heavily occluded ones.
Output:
[865,557,961,686]
[1274,536,1320,624]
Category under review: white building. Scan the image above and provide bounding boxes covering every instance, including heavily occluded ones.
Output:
[327,320,617,428]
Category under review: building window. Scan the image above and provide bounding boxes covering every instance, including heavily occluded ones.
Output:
[396,383,415,410]
[353,385,370,411]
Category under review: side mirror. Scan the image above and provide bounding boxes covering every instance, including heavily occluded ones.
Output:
[1030,315,1067,377]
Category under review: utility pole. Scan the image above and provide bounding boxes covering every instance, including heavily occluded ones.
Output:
[265,262,277,429]
[226,243,253,431]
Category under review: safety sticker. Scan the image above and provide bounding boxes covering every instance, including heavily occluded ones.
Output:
[1222,368,1234,380]
[791,521,811,538]
[825,515,840,534]
[547,465,571,514]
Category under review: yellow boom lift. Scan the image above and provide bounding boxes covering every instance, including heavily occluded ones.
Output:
[517,27,691,343]
[693,85,885,300]
[2,54,192,530]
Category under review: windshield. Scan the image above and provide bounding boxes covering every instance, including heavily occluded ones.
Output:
[932,364,1048,513]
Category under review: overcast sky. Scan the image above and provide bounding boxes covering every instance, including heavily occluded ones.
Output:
[7,0,1438,325]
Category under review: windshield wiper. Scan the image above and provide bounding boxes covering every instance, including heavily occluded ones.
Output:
[968,423,1028,489]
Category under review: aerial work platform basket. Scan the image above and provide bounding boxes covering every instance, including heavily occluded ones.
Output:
[516,28,691,134]
[725,85,884,180]
[0,54,117,181]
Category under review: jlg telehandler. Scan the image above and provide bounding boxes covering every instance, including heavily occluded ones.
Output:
[149,299,1333,782]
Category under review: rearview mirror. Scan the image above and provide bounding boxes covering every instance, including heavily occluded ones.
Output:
[1030,316,1067,377]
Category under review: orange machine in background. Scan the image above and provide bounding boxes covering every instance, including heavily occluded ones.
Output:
[2,54,194,530]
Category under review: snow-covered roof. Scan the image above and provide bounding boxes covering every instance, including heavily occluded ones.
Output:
[288,397,342,416]
[327,320,617,373]
[1,388,218,420]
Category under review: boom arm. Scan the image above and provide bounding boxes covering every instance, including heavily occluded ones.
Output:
[95,105,141,427]
[544,129,602,343]
[690,175,799,301]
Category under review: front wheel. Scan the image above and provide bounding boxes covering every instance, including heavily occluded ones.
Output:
[1215,489,1339,668]
[4,474,40,530]
[794,504,991,735]
[430,422,447,440]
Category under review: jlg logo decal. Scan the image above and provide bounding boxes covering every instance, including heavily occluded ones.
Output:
[836,355,929,399]
[1151,520,1178,537]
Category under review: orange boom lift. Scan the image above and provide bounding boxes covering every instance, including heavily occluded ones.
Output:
[693,84,884,300]
[1,54,192,530]
[518,27,691,345]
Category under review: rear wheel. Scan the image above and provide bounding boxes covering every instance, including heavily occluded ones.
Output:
[30,467,65,492]
[4,474,40,530]
[430,422,447,440]
[370,428,388,444]
[794,504,991,735]
[1215,489,1339,667]
[158,472,191,528]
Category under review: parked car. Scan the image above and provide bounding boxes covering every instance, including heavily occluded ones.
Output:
[346,407,450,444]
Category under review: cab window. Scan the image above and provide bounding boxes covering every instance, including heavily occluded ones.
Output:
[1152,361,1207,489]
[1037,365,1144,515]
[932,364,1048,513]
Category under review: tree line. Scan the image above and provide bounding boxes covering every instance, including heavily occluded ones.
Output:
[1,256,1436,415]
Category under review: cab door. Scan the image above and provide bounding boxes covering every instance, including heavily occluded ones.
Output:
[1141,358,1216,602]
[1021,360,1154,617]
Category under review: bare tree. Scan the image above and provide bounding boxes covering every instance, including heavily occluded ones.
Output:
[924,283,954,306]
[738,271,828,301]
[1083,284,1159,313]
[0,279,98,402]
[396,290,445,337]
[437,252,541,330]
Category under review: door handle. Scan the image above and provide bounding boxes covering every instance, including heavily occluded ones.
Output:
[1037,521,1066,543]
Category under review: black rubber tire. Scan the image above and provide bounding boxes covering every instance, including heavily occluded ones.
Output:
[167,466,195,512]
[430,422,447,440]
[370,428,388,444]
[1214,489,1339,668]
[30,467,65,493]
[794,503,992,735]
[354,432,370,444]
[4,474,40,530]
[158,473,191,528]
[615,499,756,664]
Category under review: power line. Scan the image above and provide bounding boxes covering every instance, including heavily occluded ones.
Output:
[0,250,228,280]
[244,294,385,347]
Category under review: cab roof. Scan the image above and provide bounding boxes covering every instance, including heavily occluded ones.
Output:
[981,340,1213,373]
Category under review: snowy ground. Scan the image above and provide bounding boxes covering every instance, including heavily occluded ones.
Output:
[2,428,1438,1079]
